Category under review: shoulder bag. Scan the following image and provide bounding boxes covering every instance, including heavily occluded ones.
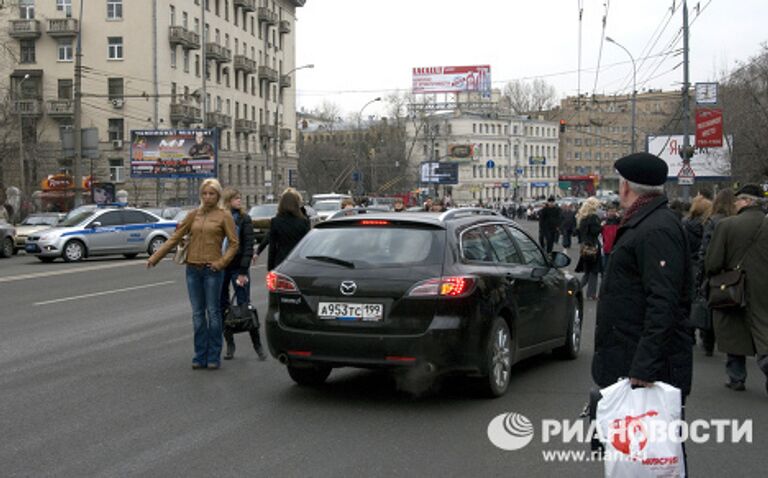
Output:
[223,291,258,334]
[708,218,766,310]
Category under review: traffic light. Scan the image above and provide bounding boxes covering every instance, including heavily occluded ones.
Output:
[559,119,566,133]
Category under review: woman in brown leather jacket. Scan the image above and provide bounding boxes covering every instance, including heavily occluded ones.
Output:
[147,179,239,370]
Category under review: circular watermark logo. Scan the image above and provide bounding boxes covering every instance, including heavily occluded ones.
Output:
[487,412,534,451]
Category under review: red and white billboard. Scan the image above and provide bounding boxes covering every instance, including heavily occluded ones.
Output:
[412,65,491,94]
[695,108,723,148]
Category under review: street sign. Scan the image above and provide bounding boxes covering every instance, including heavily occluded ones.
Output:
[351,170,363,182]
[486,160,495,169]
[695,82,718,105]
[695,109,723,148]
[420,162,459,184]
[677,163,695,186]
[501,182,510,189]
[516,168,524,175]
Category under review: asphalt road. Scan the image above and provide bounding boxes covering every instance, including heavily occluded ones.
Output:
[1,219,765,477]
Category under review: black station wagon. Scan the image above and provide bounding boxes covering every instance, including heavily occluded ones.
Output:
[265,208,583,397]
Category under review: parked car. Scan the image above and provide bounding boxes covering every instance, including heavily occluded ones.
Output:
[313,199,344,220]
[14,213,66,253]
[0,222,15,258]
[144,207,182,220]
[249,203,321,243]
[265,208,583,397]
[24,206,176,262]
[171,206,198,223]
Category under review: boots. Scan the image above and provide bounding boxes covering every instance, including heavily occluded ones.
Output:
[224,336,236,360]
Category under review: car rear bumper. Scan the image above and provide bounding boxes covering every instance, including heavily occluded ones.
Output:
[266,311,481,372]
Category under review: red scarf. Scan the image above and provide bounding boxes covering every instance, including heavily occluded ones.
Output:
[619,193,663,227]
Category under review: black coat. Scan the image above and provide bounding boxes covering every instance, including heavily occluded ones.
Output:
[226,210,255,275]
[560,209,577,233]
[592,196,694,395]
[260,213,310,271]
[539,204,561,232]
[575,214,602,273]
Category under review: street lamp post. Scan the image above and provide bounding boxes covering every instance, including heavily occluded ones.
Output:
[606,36,637,155]
[273,63,314,199]
[17,74,30,197]
[356,97,381,196]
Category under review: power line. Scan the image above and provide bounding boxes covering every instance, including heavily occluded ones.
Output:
[592,0,611,97]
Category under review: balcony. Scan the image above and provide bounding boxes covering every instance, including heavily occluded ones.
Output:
[205,43,231,63]
[279,20,291,34]
[233,55,257,74]
[280,128,292,141]
[9,19,42,39]
[235,119,258,134]
[257,7,277,25]
[259,124,277,139]
[206,112,232,129]
[169,103,202,124]
[258,66,278,83]
[169,26,200,50]
[46,99,74,119]
[13,99,43,117]
[279,74,292,89]
[233,0,256,12]
[47,18,78,38]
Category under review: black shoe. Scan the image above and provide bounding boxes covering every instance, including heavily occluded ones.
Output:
[192,362,205,370]
[224,341,235,360]
[725,381,746,391]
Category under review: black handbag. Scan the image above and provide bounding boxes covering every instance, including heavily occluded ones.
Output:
[707,218,765,310]
[689,294,712,329]
[223,292,258,334]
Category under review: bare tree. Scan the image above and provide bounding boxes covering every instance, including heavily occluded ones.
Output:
[502,79,558,114]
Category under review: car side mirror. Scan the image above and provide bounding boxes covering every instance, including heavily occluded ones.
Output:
[90,221,102,228]
[531,267,548,279]
[551,251,571,268]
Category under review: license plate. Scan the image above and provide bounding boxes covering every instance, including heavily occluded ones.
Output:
[318,302,383,322]
[25,244,38,252]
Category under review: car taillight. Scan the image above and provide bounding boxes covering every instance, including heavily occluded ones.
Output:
[359,220,390,226]
[266,271,299,293]
[407,276,476,297]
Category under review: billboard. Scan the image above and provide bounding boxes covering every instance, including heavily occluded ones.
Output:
[130,129,218,179]
[412,65,491,95]
[420,162,459,184]
[695,108,723,148]
[647,135,731,179]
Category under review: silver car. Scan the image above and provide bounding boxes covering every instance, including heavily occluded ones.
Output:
[25,207,176,263]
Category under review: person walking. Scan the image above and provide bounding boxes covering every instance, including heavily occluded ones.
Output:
[705,184,768,393]
[575,197,602,300]
[147,179,239,370]
[696,189,736,355]
[256,188,311,271]
[219,188,266,361]
[539,196,561,254]
[592,152,693,398]
[600,204,621,272]
[560,203,577,249]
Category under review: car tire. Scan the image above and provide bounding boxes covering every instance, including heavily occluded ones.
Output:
[38,257,55,263]
[480,317,513,398]
[123,253,139,259]
[287,364,331,386]
[0,237,13,258]
[147,237,166,256]
[62,240,86,262]
[553,300,582,360]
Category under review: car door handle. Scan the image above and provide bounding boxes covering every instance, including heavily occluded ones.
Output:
[505,275,516,285]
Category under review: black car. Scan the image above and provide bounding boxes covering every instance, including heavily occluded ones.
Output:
[265,208,583,397]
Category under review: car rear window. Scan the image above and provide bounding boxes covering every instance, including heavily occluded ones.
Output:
[296,226,444,266]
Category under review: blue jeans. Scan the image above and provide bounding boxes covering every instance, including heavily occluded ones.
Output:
[220,269,250,309]
[186,265,225,366]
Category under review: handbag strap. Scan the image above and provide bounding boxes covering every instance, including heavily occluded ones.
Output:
[736,217,767,270]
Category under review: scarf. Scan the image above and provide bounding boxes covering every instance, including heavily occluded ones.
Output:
[619,193,663,227]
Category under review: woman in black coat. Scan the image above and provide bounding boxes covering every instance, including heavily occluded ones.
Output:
[575,197,602,300]
[256,188,311,271]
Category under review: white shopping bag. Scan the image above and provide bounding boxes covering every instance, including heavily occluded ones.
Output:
[596,379,686,478]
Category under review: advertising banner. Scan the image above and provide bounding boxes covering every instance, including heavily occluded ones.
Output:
[130,129,218,179]
[420,162,459,184]
[412,65,491,95]
[448,144,475,159]
[695,108,723,148]
[647,134,731,178]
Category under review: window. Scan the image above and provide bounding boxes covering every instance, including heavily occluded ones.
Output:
[58,79,73,99]
[109,158,124,182]
[20,0,35,19]
[20,40,35,63]
[57,0,72,17]
[107,37,123,59]
[108,78,124,100]
[108,118,124,141]
[90,211,122,227]
[508,228,547,266]
[170,46,177,68]
[183,50,190,72]
[484,225,522,265]
[224,0,229,20]
[169,5,175,25]
[123,210,156,224]
[461,227,494,262]
[195,54,200,76]
[58,40,73,61]
[182,11,188,28]
[107,0,122,19]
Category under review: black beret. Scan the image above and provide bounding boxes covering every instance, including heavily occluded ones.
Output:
[735,184,763,199]
[614,153,669,186]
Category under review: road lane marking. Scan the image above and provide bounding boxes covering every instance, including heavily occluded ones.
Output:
[33,281,176,306]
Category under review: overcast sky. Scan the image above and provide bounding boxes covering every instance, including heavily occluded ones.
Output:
[294,0,767,118]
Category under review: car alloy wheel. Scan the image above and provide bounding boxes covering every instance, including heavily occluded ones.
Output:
[554,301,582,360]
[63,240,85,262]
[148,237,166,255]
[0,237,13,258]
[483,317,512,397]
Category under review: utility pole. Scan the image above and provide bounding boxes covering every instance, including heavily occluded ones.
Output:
[72,0,85,207]
[17,74,29,199]
[681,0,692,202]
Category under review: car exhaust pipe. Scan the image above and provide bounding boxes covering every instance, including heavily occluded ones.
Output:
[278,353,288,365]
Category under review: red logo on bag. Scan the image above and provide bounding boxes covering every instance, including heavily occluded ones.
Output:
[610,410,659,455]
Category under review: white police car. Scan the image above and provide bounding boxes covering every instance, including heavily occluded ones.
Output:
[25,206,176,263]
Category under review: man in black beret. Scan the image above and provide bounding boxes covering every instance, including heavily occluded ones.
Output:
[705,184,768,393]
[592,152,693,397]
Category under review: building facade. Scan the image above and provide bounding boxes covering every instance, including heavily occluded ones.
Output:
[1,0,305,208]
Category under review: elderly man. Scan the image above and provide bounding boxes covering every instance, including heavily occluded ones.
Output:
[592,153,693,396]
[705,184,768,393]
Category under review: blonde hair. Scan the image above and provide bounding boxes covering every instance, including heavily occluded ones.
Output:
[222,187,246,215]
[277,187,305,218]
[198,178,224,210]
[686,195,712,220]
[576,197,601,226]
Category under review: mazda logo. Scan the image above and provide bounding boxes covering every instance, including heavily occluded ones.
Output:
[340,281,357,296]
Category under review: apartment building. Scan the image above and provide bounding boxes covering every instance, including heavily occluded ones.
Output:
[406,106,560,203]
[1,0,305,208]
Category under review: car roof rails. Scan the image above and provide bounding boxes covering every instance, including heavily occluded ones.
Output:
[325,207,390,221]
[96,202,129,208]
[438,207,500,222]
